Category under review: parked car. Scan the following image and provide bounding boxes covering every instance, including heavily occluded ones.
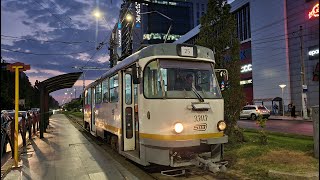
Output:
[7,111,27,123]
[1,110,14,114]
[240,105,270,120]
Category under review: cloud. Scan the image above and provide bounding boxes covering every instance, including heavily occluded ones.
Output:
[97,54,110,63]
[74,52,91,61]
[1,0,121,104]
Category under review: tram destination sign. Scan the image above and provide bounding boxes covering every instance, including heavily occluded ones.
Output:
[176,44,197,58]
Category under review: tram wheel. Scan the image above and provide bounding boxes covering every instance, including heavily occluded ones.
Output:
[111,136,118,152]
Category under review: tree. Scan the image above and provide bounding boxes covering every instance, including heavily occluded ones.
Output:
[196,0,246,142]
[64,98,82,111]
[0,62,58,111]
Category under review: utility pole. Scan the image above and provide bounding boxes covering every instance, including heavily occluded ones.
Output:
[299,26,308,119]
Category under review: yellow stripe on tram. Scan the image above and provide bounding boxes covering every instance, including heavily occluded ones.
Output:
[103,124,121,134]
[139,132,224,141]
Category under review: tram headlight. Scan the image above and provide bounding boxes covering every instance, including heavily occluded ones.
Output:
[174,123,184,133]
[217,121,226,131]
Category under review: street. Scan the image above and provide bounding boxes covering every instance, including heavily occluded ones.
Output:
[238,119,314,136]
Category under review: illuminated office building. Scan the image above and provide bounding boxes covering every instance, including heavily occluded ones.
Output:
[175,0,319,113]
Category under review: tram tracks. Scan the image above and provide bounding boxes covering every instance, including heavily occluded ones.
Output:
[65,113,218,180]
[65,114,158,180]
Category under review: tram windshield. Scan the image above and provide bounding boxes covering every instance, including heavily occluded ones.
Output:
[144,59,222,99]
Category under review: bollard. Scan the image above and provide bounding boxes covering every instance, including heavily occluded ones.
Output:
[312,105,319,159]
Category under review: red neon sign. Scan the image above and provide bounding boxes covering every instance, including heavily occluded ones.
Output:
[309,3,319,19]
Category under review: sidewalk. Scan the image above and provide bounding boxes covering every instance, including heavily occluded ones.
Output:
[2,114,139,180]
[269,115,312,122]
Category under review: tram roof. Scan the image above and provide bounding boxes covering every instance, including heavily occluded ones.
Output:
[85,43,215,89]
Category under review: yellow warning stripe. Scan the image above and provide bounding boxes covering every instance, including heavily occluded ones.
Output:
[99,124,224,141]
[103,124,121,134]
[139,132,224,141]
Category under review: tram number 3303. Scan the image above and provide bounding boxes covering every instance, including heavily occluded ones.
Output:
[194,115,208,122]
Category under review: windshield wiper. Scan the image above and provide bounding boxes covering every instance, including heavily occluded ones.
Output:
[191,86,204,102]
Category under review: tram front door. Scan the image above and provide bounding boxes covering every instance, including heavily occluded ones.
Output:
[122,70,136,151]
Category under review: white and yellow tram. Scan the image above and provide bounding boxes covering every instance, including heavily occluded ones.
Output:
[83,43,228,171]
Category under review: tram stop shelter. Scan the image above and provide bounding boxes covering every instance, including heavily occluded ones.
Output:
[253,97,283,115]
[35,72,82,138]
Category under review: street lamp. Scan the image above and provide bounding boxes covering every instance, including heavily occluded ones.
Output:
[279,84,286,116]
[126,14,133,22]
[93,9,102,19]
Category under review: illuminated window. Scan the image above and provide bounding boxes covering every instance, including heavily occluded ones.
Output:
[110,74,119,102]
[102,78,109,103]
[95,83,102,104]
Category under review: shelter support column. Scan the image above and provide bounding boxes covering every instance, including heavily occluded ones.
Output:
[40,86,45,138]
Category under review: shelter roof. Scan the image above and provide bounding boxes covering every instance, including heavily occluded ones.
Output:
[41,72,82,93]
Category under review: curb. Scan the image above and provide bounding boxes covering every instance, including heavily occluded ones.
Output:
[1,132,36,179]
[1,144,26,179]
[268,170,319,180]
[268,117,312,122]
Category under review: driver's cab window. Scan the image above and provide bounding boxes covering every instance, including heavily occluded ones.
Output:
[144,60,222,99]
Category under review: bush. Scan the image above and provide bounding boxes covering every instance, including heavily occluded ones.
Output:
[72,108,78,112]
[256,115,268,145]
[228,126,246,144]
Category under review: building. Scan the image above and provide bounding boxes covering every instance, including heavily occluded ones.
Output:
[109,0,208,66]
[175,0,319,116]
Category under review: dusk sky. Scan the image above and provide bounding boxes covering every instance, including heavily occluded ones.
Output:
[1,0,236,105]
[1,0,121,104]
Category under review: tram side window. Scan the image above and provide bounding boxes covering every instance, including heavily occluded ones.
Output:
[85,90,88,104]
[95,83,102,104]
[144,61,163,98]
[102,79,109,103]
[110,74,119,102]
[88,88,92,105]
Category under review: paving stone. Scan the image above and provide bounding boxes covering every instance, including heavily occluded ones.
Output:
[3,114,138,180]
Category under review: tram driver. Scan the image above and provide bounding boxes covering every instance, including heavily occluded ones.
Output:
[184,74,202,91]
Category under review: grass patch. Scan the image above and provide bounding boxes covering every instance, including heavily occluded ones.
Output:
[61,111,83,119]
[219,130,319,179]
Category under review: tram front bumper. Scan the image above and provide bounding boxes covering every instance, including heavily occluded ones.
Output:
[140,135,228,148]
[140,135,228,166]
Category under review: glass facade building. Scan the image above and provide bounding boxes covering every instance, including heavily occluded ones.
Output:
[109,0,208,67]
[176,0,319,115]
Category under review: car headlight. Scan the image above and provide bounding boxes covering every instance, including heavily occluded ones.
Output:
[174,123,184,134]
[217,120,226,131]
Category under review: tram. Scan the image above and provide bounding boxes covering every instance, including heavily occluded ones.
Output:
[83,43,228,172]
